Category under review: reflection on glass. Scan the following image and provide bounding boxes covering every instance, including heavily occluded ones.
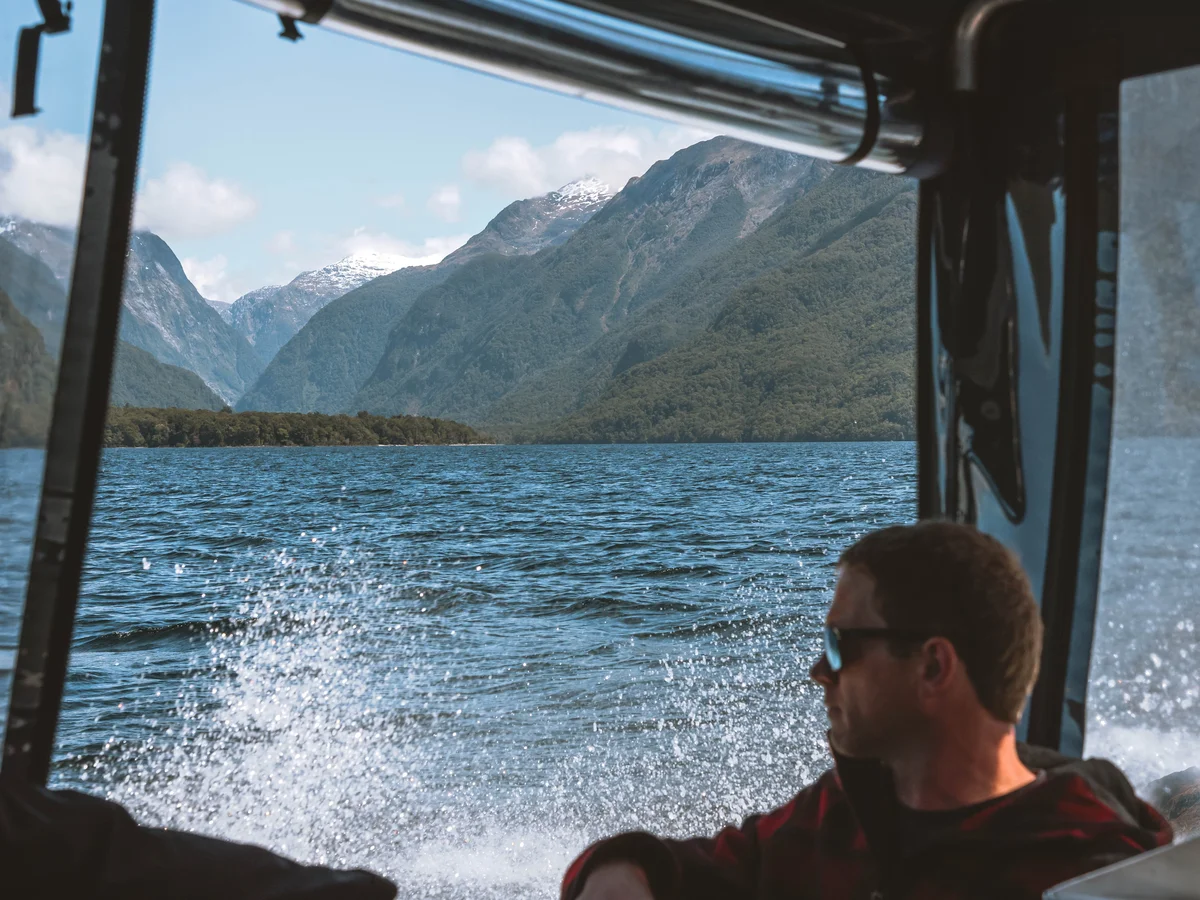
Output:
[1087,65,1200,836]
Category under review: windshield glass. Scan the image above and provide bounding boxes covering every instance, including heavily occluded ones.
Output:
[1086,64,1200,833]
[5,2,918,895]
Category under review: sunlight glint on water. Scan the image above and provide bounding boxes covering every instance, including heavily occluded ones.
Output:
[54,443,904,897]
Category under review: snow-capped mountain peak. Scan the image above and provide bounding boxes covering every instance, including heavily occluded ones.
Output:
[327,250,413,282]
[226,251,425,361]
[280,250,422,297]
[549,176,613,208]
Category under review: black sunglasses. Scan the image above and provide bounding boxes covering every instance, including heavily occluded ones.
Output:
[822,626,934,673]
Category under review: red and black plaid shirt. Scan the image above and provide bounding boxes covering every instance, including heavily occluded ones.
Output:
[561,743,1172,900]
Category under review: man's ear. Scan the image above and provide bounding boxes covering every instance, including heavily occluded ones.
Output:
[918,637,957,693]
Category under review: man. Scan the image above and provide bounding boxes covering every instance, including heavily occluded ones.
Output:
[561,522,1172,900]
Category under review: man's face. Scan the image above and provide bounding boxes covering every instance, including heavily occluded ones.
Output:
[810,565,923,759]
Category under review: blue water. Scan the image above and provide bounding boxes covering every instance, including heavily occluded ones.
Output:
[1,443,912,897]
[1,440,1196,897]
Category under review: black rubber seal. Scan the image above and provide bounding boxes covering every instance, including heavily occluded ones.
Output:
[841,43,880,167]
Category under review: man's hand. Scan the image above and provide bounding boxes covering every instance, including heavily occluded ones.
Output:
[576,861,654,900]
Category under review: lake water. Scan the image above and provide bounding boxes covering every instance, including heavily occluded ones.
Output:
[0,441,1196,898]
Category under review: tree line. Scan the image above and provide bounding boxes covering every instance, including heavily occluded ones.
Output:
[104,407,489,448]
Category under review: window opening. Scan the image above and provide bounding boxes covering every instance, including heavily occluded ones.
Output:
[1085,64,1200,837]
[4,2,920,894]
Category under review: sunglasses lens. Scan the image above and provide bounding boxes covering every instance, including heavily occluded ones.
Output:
[823,627,842,672]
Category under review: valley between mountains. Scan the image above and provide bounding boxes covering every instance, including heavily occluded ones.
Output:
[1,137,921,446]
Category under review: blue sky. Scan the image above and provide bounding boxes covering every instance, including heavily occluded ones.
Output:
[0,0,707,301]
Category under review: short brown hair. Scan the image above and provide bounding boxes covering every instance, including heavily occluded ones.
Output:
[838,521,1042,723]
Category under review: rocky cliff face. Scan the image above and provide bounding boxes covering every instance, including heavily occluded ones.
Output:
[118,233,263,403]
[207,297,236,321]
[0,217,75,286]
[1,218,262,404]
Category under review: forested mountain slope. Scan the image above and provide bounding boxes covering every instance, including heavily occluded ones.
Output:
[109,342,226,411]
[349,138,823,421]
[1,220,261,404]
[538,187,917,442]
[0,288,56,447]
[235,265,451,413]
[227,253,409,364]
[483,166,906,433]
[0,238,230,419]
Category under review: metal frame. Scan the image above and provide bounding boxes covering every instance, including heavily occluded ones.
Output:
[1025,88,1120,754]
[2,0,156,784]
[241,0,948,176]
[917,4,1122,753]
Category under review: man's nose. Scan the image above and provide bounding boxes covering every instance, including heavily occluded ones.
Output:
[810,654,835,686]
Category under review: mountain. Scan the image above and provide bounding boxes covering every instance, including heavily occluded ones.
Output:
[235,265,448,413]
[483,164,903,433]
[227,253,412,364]
[538,178,917,442]
[2,219,263,403]
[117,233,262,403]
[0,287,56,447]
[0,228,251,412]
[0,234,68,356]
[236,178,614,413]
[450,176,614,260]
[0,217,75,286]
[207,298,234,321]
[110,341,226,411]
[348,138,826,423]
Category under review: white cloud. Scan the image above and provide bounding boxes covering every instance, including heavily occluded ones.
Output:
[181,254,263,305]
[462,124,715,198]
[0,121,87,226]
[0,105,258,242]
[135,163,258,239]
[266,230,296,255]
[183,254,231,302]
[426,184,461,223]
[339,227,469,266]
[375,191,406,209]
